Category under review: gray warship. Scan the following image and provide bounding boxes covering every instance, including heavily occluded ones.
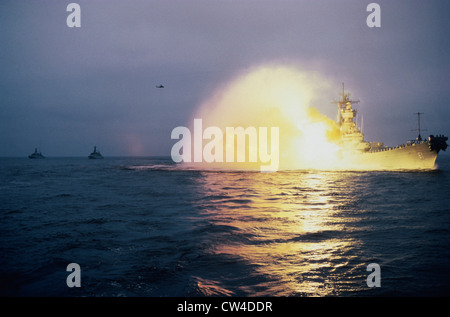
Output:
[334,84,448,170]
[88,146,104,159]
[28,148,45,159]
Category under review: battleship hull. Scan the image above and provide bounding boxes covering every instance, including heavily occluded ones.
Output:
[28,153,45,159]
[362,142,438,170]
[88,153,104,159]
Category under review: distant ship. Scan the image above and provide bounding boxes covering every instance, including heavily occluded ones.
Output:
[334,84,448,170]
[88,146,104,159]
[28,148,45,159]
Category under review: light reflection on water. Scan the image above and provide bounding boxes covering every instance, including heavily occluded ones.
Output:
[2,157,449,296]
[192,170,369,296]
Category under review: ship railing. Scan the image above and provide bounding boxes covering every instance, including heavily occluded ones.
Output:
[370,141,423,153]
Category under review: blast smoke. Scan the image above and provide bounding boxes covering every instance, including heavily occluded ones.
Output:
[192,64,346,170]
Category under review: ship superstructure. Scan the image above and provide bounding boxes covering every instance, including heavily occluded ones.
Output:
[334,84,370,152]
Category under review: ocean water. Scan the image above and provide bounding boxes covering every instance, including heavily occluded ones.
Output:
[1,155,450,297]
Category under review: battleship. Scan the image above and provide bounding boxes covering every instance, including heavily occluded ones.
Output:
[334,84,448,170]
[28,148,45,159]
[88,146,104,159]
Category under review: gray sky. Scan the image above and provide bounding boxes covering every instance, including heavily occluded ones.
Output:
[1,0,449,156]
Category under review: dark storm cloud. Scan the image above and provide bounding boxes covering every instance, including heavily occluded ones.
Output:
[0,0,449,156]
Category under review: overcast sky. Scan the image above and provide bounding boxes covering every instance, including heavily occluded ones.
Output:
[1,0,449,156]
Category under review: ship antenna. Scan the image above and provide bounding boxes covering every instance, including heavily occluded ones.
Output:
[412,112,427,141]
[361,114,364,134]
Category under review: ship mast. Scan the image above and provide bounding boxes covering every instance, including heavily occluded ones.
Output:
[335,83,360,106]
[413,112,426,141]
